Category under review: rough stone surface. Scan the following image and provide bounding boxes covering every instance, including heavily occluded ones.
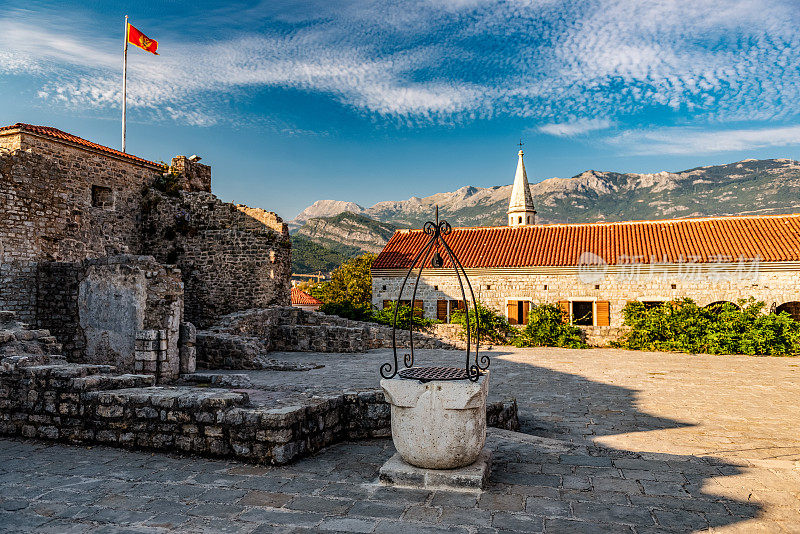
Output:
[380,449,492,492]
[0,129,291,359]
[0,347,798,531]
[196,307,461,368]
[140,190,291,328]
[0,344,518,466]
[382,373,488,469]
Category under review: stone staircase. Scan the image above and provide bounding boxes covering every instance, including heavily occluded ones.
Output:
[0,310,64,368]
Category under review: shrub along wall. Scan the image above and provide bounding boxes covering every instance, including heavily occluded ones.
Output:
[615,298,800,355]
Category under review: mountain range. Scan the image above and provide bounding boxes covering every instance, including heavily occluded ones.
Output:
[290,158,800,273]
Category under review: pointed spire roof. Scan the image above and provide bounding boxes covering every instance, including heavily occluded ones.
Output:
[508,150,534,213]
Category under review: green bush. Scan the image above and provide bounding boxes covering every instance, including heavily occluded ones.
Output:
[310,254,375,306]
[152,167,183,196]
[615,297,800,355]
[318,301,374,323]
[450,301,513,344]
[513,303,587,348]
[318,301,434,329]
[373,301,436,330]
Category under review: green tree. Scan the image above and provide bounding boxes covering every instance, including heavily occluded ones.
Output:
[513,303,587,349]
[310,253,376,306]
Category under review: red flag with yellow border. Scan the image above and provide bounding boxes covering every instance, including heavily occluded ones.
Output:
[128,24,158,55]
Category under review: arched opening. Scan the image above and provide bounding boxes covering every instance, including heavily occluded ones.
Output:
[526,216,530,224]
[518,216,522,224]
[776,301,800,322]
[704,301,739,313]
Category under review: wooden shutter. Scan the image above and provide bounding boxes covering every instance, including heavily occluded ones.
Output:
[557,300,569,323]
[437,300,447,321]
[507,301,518,325]
[596,301,610,326]
[414,300,424,317]
[522,301,530,325]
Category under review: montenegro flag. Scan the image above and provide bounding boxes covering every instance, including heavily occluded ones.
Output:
[127,24,158,55]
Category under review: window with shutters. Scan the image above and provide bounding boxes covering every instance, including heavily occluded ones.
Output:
[506,300,530,325]
[572,301,594,326]
[437,300,448,321]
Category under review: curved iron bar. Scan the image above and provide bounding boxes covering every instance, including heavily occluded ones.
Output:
[380,231,438,379]
[438,232,480,381]
[406,235,438,369]
[382,210,487,382]
[440,237,488,371]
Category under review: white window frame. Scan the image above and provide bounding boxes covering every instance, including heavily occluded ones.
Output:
[565,297,597,327]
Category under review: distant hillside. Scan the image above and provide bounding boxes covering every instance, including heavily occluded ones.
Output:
[290,158,800,272]
[294,158,800,228]
[290,235,360,274]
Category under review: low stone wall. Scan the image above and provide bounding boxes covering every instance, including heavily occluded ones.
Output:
[580,326,629,347]
[197,307,463,369]
[0,355,519,466]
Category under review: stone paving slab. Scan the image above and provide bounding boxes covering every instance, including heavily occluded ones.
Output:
[1,347,799,532]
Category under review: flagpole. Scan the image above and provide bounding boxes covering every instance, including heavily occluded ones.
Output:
[122,14,128,153]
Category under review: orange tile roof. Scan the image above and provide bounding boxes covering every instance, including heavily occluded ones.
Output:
[291,287,323,306]
[373,214,800,269]
[0,123,161,167]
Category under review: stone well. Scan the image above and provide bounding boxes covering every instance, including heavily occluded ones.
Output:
[381,371,489,469]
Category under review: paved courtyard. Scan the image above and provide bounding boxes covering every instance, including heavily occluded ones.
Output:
[1,347,799,532]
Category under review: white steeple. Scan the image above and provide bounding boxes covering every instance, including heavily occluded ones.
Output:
[507,149,536,227]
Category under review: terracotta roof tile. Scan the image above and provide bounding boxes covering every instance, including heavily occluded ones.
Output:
[373,214,800,270]
[291,288,323,306]
[0,123,160,167]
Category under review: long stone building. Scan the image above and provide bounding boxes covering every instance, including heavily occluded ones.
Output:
[372,150,800,342]
[0,123,291,377]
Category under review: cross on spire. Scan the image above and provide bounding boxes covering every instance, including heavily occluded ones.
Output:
[517,139,524,150]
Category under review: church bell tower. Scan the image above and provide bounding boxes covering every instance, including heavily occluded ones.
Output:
[507,149,536,227]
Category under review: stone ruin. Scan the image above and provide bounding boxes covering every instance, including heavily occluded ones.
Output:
[0,123,291,380]
[0,123,510,465]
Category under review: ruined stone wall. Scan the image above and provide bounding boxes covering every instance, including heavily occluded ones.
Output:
[195,306,461,369]
[0,133,160,322]
[140,190,291,327]
[0,356,518,465]
[34,256,186,380]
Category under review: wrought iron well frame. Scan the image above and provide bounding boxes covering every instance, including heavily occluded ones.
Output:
[380,208,489,382]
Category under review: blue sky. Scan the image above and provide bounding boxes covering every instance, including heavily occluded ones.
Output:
[2,0,800,220]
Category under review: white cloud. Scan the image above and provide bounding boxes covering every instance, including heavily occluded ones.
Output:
[1,0,800,129]
[538,118,614,137]
[608,125,800,155]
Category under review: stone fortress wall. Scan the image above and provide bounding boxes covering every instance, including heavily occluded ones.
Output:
[140,190,291,328]
[0,125,291,374]
[0,131,159,322]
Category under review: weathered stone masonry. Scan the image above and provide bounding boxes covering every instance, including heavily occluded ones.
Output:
[0,317,518,466]
[140,190,291,328]
[0,124,291,369]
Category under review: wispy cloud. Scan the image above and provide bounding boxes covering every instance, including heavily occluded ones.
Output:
[2,0,800,131]
[608,125,800,155]
[538,118,614,137]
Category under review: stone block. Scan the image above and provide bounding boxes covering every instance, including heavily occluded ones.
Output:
[379,449,492,492]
